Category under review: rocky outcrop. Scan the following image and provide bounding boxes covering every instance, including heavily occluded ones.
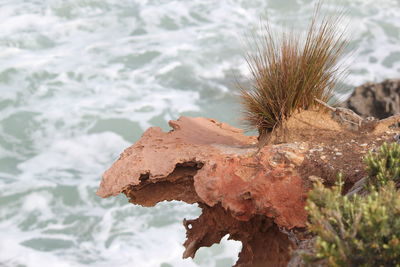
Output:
[344,79,400,119]
[183,204,294,267]
[97,111,400,266]
[98,117,308,228]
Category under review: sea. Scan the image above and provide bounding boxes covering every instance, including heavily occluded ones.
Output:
[0,0,399,266]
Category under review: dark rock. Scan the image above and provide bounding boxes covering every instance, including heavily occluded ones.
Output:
[344,79,400,119]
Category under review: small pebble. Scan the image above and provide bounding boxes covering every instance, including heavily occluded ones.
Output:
[335,152,343,156]
[311,147,324,152]
[360,143,368,147]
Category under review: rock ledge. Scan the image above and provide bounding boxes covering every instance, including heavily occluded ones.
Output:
[97,112,399,266]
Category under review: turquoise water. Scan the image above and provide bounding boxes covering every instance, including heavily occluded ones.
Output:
[0,0,399,266]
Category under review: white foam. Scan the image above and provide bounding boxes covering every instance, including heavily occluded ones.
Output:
[0,230,78,267]
[22,192,52,213]
[17,133,129,183]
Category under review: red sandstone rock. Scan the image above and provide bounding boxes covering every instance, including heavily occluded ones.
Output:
[97,114,400,267]
[97,116,309,229]
[183,204,293,267]
[97,116,309,266]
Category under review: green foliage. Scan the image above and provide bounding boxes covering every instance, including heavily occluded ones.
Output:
[304,143,400,267]
[239,4,347,138]
[304,179,400,267]
[364,142,400,188]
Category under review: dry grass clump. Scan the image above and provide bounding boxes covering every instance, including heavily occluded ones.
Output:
[240,4,347,142]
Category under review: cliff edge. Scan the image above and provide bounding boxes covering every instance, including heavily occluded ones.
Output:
[97,109,399,266]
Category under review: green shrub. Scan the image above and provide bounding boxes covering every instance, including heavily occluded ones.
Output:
[304,179,400,267]
[364,142,400,188]
[303,143,400,266]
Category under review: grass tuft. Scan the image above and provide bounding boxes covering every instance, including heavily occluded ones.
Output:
[240,3,347,142]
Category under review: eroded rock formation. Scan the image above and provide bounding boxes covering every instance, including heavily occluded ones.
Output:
[97,111,399,267]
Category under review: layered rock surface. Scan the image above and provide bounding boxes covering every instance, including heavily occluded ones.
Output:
[97,111,399,267]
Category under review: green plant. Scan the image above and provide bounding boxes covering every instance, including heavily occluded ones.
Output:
[304,178,400,267]
[365,142,400,188]
[239,4,347,141]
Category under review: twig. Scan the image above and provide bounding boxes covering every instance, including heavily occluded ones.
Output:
[314,98,364,128]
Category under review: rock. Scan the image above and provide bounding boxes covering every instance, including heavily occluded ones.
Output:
[97,112,400,267]
[183,204,293,267]
[98,116,308,228]
[344,79,400,119]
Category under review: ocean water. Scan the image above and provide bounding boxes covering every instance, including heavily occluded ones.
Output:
[0,0,399,266]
